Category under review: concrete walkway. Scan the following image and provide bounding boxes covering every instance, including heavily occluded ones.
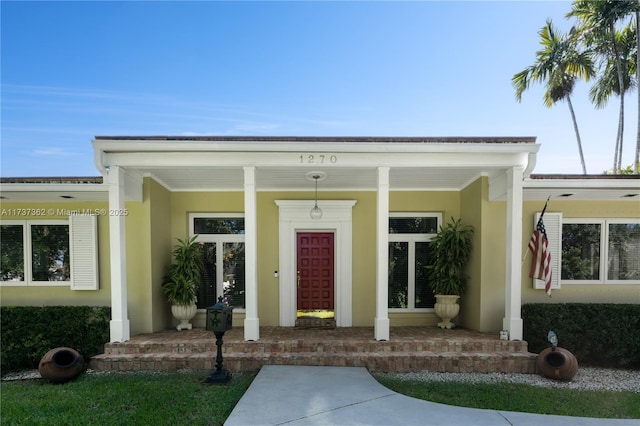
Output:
[225,365,637,426]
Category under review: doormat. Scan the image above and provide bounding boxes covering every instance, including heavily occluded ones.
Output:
[296,310,334,319]
[295,317,336,329]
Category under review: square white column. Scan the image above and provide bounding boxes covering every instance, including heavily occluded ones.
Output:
[503,166,524,340]
[243,166,260,340]
[374,167,390,341]
[107,166,130,342]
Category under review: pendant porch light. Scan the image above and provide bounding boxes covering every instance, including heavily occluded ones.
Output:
[306,171,327,220]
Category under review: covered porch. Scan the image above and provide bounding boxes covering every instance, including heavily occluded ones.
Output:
[93,136,540,343]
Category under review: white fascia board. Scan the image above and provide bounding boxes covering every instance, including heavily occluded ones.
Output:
[94,139,539,155]
[94,147,108,176]
[524,178,640,190]
[0,183,107,193]
[102,150,534,170]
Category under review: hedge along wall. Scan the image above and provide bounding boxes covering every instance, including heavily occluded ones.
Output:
[522,303,640,369]
[1,306,110,372]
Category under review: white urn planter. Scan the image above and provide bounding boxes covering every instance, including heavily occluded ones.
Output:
[171,303,197,330]
[434,295,460,329]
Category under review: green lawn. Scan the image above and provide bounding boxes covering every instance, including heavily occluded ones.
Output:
[374,374,640,419]
[2,370,639,425]
[0,371,254,426]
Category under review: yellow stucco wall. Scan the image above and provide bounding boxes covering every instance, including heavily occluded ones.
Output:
[133,185,640,334]
[447,176,506,333]
[169,190,381,327]
[167,189,463,327]
[350,191,377,326]
[459,178,483,330]
[480,199,509,331]
[148,179,172,332]
[123,198,152,335]
[255,191,378,326]
[460,177,510,332]
[5,178,636,337]
[0,201,112,306]
[0,186,482,331]
[256,192,282,326]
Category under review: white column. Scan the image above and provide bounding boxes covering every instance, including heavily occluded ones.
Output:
[107,166,130,342]
[243,166,260,340]
[503,166,524,340]
[374,167,390,341]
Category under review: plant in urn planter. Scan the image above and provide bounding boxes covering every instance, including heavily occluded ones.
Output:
[162,235,203,330]
[426,217,474,329]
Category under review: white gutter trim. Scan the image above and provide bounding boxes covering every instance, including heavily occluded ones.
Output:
[93,140,540,155]
[0,183,107,193]
[524,179,640,189]
[524,152,537,178]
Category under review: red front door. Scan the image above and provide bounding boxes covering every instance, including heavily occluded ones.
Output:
[297,232,335,311]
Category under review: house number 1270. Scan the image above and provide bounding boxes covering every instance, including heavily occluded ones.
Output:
[300,154,338,164]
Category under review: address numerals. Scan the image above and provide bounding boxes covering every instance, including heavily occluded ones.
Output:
[299,154,337,164]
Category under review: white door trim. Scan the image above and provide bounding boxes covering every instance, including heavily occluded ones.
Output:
[275,200,356,327]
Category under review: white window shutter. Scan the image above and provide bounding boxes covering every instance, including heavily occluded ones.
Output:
[531,212,562,291]
[69,215,99,290]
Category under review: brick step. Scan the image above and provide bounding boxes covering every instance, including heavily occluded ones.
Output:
[90,350,537,374]
[103,339,530,356]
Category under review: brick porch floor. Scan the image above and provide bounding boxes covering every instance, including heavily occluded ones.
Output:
[90,326,538,374]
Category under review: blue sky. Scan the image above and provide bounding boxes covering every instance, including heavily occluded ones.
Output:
[1,1,636,177]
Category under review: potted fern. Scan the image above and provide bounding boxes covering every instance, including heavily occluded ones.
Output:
[426,217,474,329]
[162,235,203,330]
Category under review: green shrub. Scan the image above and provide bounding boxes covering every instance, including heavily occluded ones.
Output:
[0,306,110,372]
[523,303,640,368]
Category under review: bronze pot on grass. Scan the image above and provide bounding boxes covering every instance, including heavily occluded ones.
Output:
[536,347,578,381]
[38,347,84,384]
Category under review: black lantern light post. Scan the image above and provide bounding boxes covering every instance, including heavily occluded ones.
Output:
[202,296,233,385]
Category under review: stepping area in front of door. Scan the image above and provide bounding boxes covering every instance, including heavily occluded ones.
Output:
[295,309,336,329]
[297,309,334,319]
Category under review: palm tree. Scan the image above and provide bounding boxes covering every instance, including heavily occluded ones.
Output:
[589,24,637,113]
[590,27,638,171]
[513,20,595,174]
[568,0,639,173]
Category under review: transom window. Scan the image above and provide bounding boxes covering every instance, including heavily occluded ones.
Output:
[561,219,640,284]
[189,214,245,310]
[388,213,441,310]
[193,217,244,235]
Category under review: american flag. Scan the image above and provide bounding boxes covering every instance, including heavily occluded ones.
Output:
[528,201,552,297]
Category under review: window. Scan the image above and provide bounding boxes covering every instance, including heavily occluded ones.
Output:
[190,214,245,310]
[388,214,441,310]
[1,224,24,281]
[561,219,640,284]
[0,216,98,289]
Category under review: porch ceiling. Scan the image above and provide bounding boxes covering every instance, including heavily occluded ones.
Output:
[1,172,637,202]
[93,136,540,192]
[143,166,492,192]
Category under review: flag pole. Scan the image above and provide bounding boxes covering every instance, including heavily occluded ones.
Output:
[540,195,551,217]
[522,196,551,263]
[543,195,552,298]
